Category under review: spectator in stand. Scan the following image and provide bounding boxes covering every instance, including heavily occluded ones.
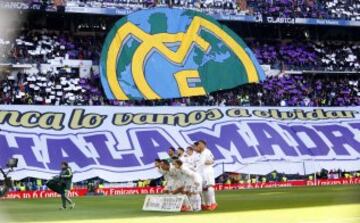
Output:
[1,29,359,71]
[249,39,359,71]
[34,0,360,20]
[1,71,359,106]
[0,30,359,107]
[0,30,102,64]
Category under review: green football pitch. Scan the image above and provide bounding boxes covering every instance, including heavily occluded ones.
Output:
[1,185,359,223]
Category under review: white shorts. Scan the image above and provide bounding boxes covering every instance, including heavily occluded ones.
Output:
[200,168,215,188]
[184,182,202,193]
[165,184,176,192]
[166,180,183,191]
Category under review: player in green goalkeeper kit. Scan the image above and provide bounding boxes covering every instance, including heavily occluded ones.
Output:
[59,161,75,210]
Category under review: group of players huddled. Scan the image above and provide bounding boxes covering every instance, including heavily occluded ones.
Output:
[154,140,217,212]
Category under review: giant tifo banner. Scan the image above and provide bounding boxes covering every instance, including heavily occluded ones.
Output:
[0,106,360,182]
[100,8,264,100]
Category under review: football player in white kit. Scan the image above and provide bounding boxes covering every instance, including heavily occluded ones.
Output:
[155,159,183,193]
[194,140,217,211]
[178,146,199,171]
[177,147,186,162]
[173,159,202,212]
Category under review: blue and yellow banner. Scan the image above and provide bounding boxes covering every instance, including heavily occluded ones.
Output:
[100,8,265,100]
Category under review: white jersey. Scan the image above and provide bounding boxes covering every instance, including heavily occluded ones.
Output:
[179,154,187,164]
[179,166,202,193]
[181,153,199,171]
[158,165,184,191]
[196,148,215,187]
[178,166,203,212]
[196,148,214,172]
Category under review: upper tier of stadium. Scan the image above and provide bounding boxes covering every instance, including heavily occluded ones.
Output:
[1,31,358,71]
[0,3,358,106]
[1,0,359,23]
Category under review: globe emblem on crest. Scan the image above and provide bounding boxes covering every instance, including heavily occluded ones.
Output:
[100,8,264,100]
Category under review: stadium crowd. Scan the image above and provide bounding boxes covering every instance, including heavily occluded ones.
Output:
[1,71,103,105]
[1,30,359,71]
[247,0,360,20]
[0,29,359,106]
[32,0,360,21]
[1,71,359,106]
[250,40,360,71]
[0,30,102,64]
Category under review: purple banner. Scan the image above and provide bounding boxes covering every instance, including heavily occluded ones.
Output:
[0,106,359,182]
